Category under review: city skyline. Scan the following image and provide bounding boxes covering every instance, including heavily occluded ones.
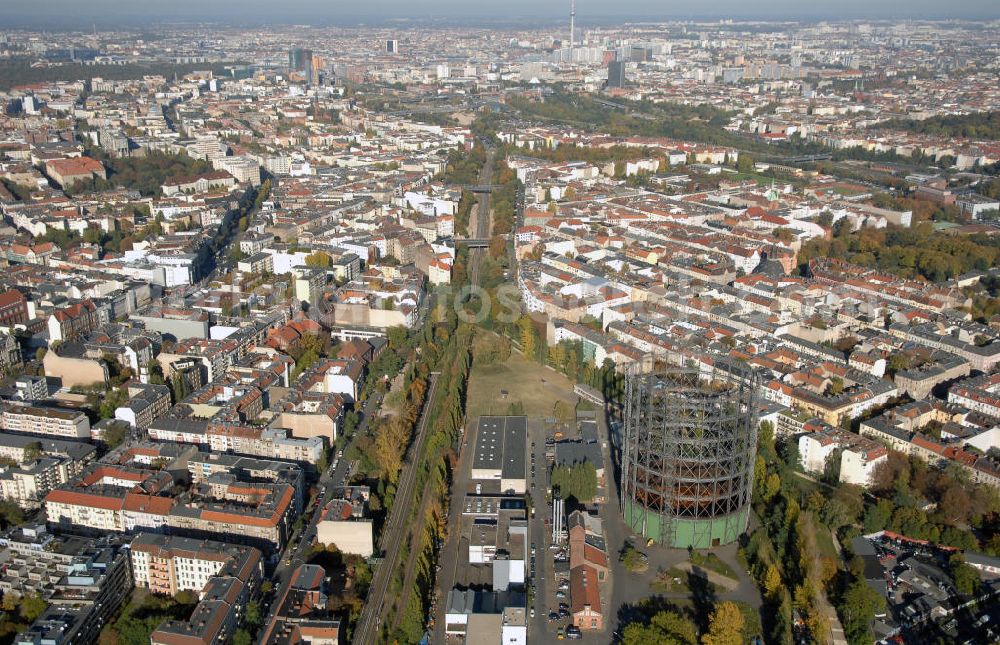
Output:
[3,0,1000,27]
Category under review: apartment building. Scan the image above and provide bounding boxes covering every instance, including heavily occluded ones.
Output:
[12,540,132,645]
[316,486,374,557]
[1,405,91,439]
[46,298,100,343]
[130,533,263,598]
[45,465,296,552]
[0,457,80,508]
[860,402,1000,489]
[44,156,107,188]
[213,155,261,186]
[798,422,888,486]
[187,452,305,515]
[949,373,1000,419]
[115,382,173,430]
[0,288,29,326]
[165,475,296,552]
[148,536,263,645]
[0,432,95,470]
[259,564,341,645]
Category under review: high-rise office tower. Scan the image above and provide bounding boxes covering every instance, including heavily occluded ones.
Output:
[310,54,323,85]
[386,39,398,54]
[607,61,626,89]
[288,48,313,74]
[631,46,652,63]
[288,48,303,71]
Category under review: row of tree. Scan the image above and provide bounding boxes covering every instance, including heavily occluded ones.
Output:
[352,328,424,515]
[879,110,1000,141]
[799,222,1000,282]
[617,600,759,645]
[436,145,487,185]
[383,296,477,641]
[490,160,520,240]
[0,59,241,91]
[393,322,474,642]
[454,189,477,237]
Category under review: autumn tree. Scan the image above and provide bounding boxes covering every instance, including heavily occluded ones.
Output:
[763,564,783,600]
[840,580,885,644]
[702,601,744,645]
[620,609,698,645]
[372,416,409,483]
[305,251,332,268]
[19,593,47,623]
[518,315,538,360]
[950,553,982,596]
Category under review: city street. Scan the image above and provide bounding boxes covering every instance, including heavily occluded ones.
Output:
[260,389,383,627]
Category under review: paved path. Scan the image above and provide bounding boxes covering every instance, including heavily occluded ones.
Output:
[674,562,741,591]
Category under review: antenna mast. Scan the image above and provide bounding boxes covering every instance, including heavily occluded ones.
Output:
[570,0,576,48]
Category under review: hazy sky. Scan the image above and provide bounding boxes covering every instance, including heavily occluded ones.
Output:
[3,0,999,27]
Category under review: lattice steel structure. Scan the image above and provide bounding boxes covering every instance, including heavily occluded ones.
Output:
[620,361,760,549]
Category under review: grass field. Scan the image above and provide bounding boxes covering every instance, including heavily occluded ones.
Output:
[466,350,578,420]
[815,523,839,561]
[689,551,739,581]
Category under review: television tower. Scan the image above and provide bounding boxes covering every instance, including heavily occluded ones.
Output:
[570,0,576,48]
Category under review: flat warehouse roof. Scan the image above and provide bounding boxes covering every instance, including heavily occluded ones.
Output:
[473,416,505,472]
[501,416,527,480]
[472,416,527,481]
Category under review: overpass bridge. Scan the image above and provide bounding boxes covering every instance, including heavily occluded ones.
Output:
[455,238,490,248]
[785,153,833,163]
[458,184,502,193]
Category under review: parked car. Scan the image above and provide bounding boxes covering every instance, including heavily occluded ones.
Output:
[566,625,582,639]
